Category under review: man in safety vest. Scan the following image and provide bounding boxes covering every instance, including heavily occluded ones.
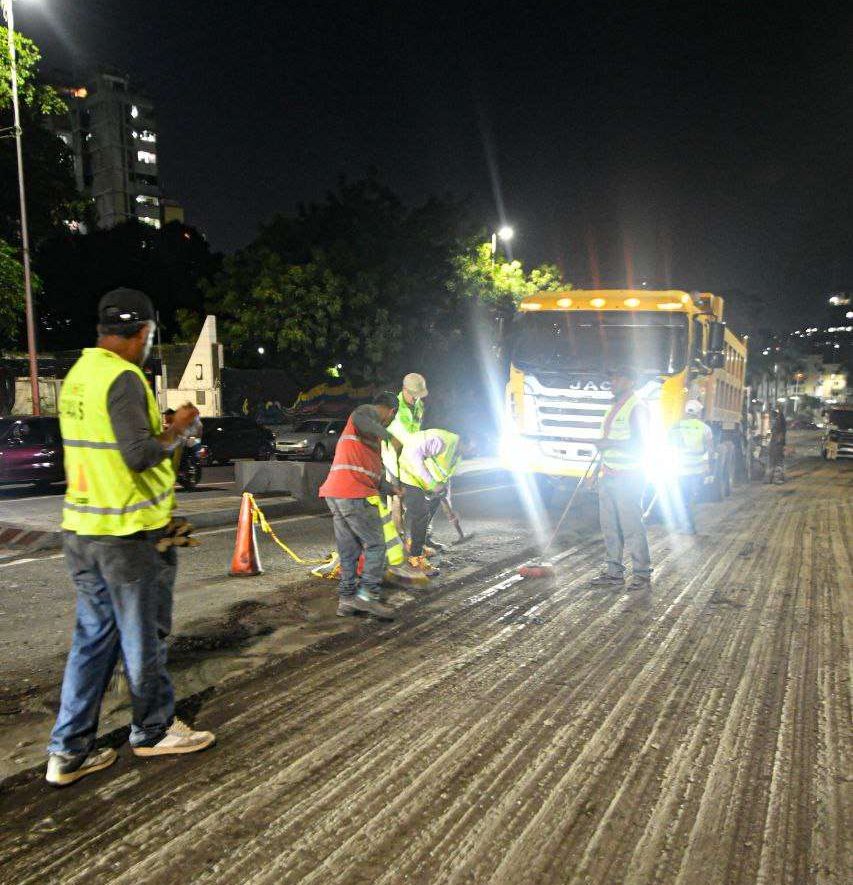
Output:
[47,289,215,788]
[398,428,464,575]
[589,366,652,592]
[319,391,402,619]
[382,373,428,532]
[669,399,714,534]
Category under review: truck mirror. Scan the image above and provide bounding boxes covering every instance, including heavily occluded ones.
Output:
[708,320,726,353]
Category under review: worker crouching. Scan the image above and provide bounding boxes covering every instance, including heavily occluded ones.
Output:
[397,429,467,575]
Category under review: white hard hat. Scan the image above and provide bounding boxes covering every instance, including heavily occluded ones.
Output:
[685,399,703,416]
[402,372,428,398]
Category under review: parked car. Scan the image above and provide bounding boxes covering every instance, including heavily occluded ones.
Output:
[275,419,346,461]
[0,416,65,488]
[199,417,275,464]
[821,407,853,460]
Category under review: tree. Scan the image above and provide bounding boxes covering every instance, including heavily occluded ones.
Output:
[1,28,84,248]
[205,177,566,387]
[0,26,66,115]
[0,238,28,348]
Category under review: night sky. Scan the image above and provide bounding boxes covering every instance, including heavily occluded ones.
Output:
[18,0,853,326]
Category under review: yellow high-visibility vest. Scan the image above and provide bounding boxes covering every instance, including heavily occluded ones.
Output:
[59,348,174,535]
[399,430,460,490]
[367,495,404,565]
[382,391,424,477]
[670,418,711,476]
[601,394,643,473]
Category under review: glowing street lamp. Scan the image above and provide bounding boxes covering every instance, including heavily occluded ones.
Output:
[490,225,515,265]
[2,0,40,414]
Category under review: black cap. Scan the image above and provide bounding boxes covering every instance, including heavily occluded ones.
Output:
[98,288,156,325]
[373,390,398,410]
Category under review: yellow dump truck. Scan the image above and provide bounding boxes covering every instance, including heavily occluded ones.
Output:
[502,289,748,500]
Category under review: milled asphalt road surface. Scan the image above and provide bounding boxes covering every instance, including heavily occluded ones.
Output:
[0,454,850,884]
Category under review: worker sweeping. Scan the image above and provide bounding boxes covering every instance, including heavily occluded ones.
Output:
[318,391,402,619]
[588,366,653,593]
[47,288,215,788]
[397,428,469,576]
[669,399,714,534]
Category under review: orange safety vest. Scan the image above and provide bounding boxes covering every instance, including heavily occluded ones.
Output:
[318,414,384,498]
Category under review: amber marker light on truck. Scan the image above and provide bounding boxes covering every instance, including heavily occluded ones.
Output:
[624,297,641,308]
[590,297,606,308]
[557,297,572,308]
[657,302,682,310]
[520,302,542,310]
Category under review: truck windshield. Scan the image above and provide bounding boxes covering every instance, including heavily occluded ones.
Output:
[828,409,853,430]
[511,310,689,375]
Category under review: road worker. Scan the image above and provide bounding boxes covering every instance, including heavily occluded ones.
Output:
[589,366,652,592]
[669,399,714,534]
[382,373,428,533]
[397,428,467,576]
[47,288,215,788]
[768,409,786,484]
[319,391,402,619]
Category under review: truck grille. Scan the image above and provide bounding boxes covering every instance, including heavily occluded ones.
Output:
[532,392,610,441]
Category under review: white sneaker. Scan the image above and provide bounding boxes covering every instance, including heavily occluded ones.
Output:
[132,718,216,757]
[46,747,118,787]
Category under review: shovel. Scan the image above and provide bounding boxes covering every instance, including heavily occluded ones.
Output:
[438,484,475,545]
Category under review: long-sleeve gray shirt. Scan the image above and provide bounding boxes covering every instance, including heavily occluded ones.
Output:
[350,404,393,443]
[106,371,168,472]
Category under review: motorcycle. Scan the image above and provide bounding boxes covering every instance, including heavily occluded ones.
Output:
[178,443,208,491]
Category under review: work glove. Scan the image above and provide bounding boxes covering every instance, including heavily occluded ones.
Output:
[155,517,201,553]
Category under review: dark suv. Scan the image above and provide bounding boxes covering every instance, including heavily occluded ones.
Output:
[199,417,275,464]
[0,416,65,488]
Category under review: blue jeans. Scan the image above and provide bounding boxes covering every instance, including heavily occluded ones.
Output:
[324,497,385,599]
[48,530,177,756]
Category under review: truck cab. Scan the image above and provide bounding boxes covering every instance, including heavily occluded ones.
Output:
[502,289,748,498]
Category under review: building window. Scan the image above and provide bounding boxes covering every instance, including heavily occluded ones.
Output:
[139,217,161,229]
[195,363,204,381]
[196,391,206,405]
[130,105,139,119]
[139,130,157,143]
[137,150,157,165]
[135,194,159,207]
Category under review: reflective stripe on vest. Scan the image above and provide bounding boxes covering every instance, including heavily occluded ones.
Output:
[399,430,461,490]
[318,414,384,497]
[328,463,382,481]
[60,348,174,535]
[368,495,405,566]
[601,394,642,473]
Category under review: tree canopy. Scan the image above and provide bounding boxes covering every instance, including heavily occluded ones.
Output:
[205,176,564,386]
[0,26,66,116]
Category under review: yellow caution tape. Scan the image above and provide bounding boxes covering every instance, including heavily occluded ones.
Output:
[245,493,332,566]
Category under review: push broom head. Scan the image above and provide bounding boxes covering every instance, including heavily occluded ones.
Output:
[517,563,555,579]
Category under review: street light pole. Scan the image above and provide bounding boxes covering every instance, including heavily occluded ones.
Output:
[3,0,41,415]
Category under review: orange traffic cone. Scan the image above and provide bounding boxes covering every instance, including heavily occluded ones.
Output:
[229,493,263,576]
